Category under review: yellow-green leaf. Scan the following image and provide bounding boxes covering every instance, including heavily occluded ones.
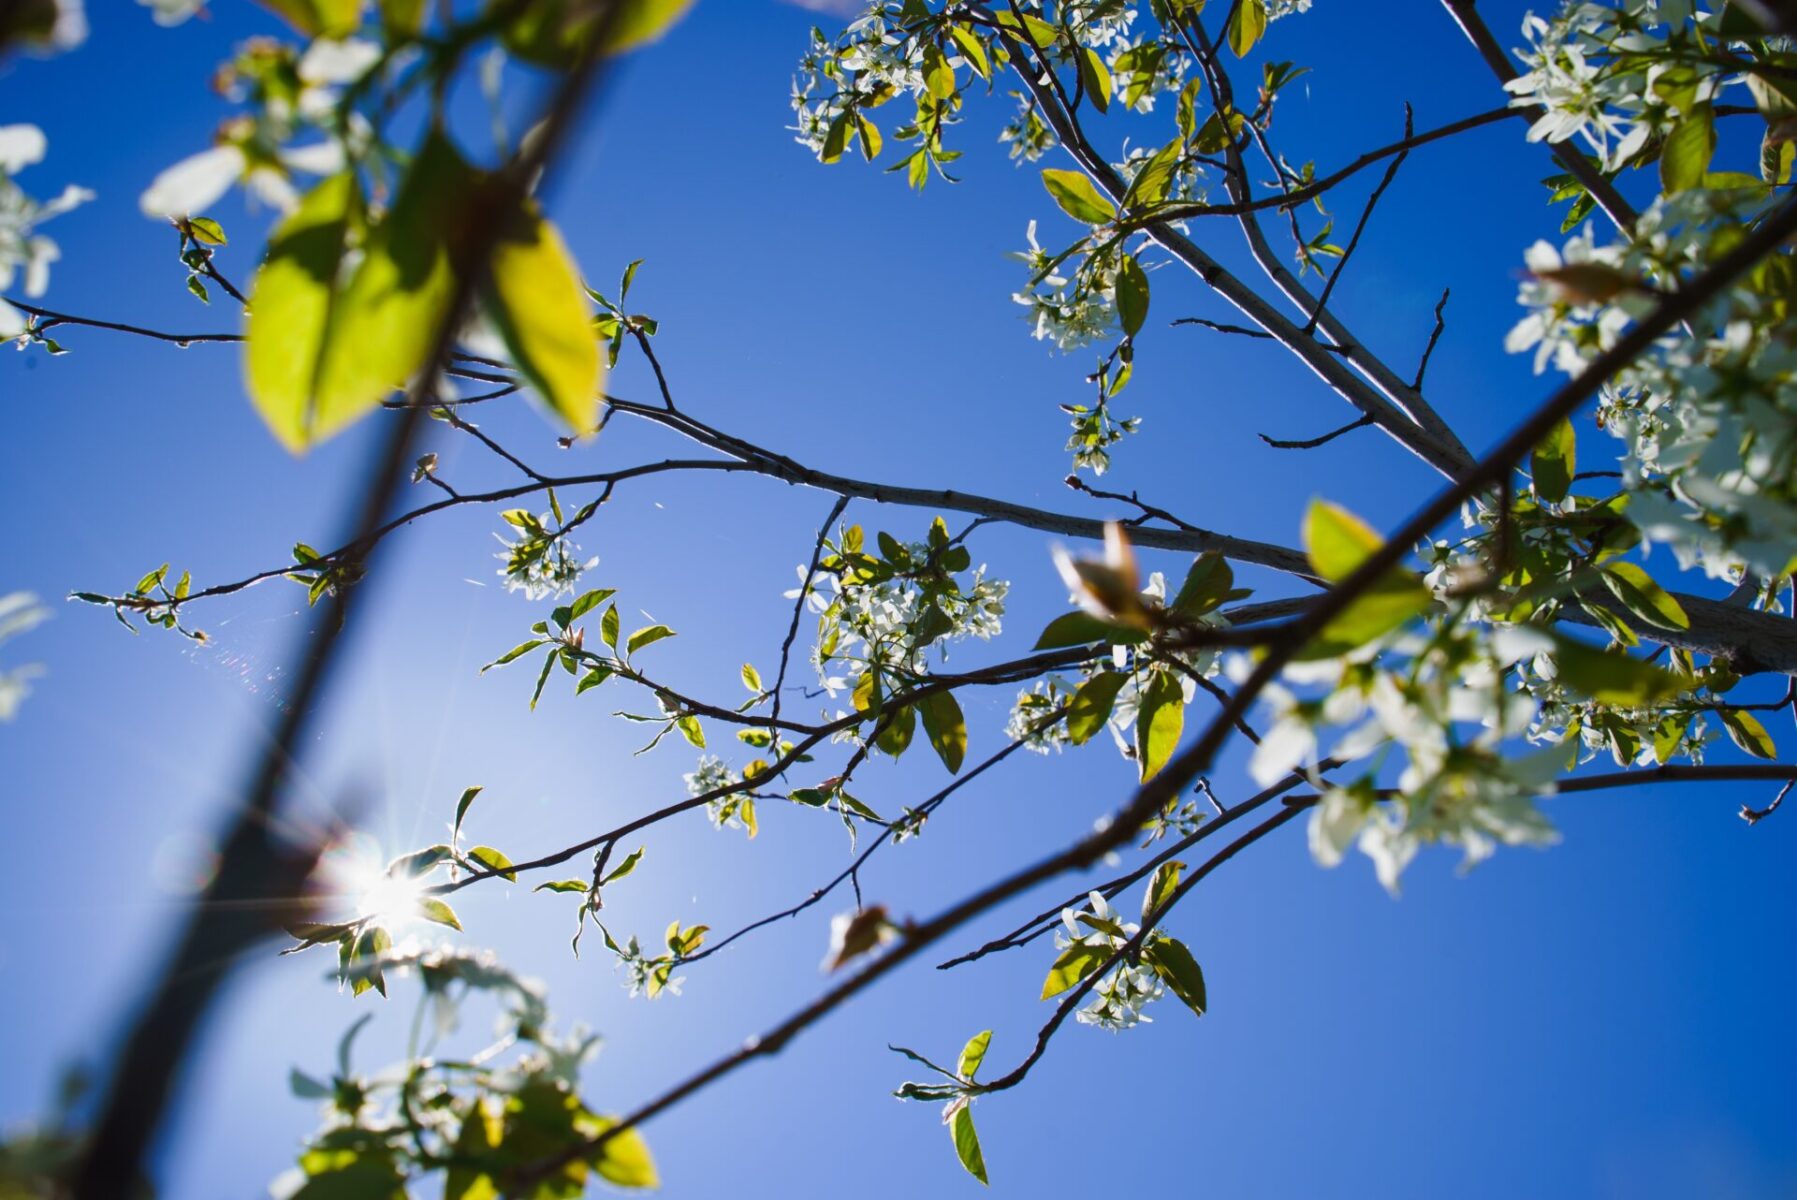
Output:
[1041,940,1108,999]
[1300,499,1432,658]
[467,845,517,882]
[1601,562,1689,631]
[586,1115,660,1189]
[501,0,693,67]
[1720,708,1777,759]
[947,23,990,80]
[1531,416,1576,504]
[418,897,462,931]
[257,0,361,37]
[1142,859,1183,920]
[919,689,967,774]
[1079,46,1112,112]
[1041,168,1116,225]
[951,1103,988,1186]
[1067,671,1127,745]
[244,171,361,451]
[1304,499,1384,582]
[1660,103,1715,194]
[315,132,473,438]
[480,200,602,436]
[957,1029,991,1080]
[1116,253,1149,337]
[1143,935,1207,1018]
[1227,0,1267,57]
[1548,633,1686,707]
[1136,670,1184,782]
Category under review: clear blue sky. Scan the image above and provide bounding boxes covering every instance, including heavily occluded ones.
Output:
[3,3,1795,1197]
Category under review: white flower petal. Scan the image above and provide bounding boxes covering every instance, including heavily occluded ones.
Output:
[0,125,47,174]
[140,145,244,218]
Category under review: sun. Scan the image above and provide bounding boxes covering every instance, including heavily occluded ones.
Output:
[317,832,430,930]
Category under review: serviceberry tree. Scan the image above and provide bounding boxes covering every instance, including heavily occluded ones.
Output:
[4,0,1797,1194]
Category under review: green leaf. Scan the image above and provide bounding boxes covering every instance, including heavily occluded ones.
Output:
[380,0,425,36]
[1143,935,1207,1018]
[443,1099,502,1200]
[187,216,227,245]
[1652,716,1687,765]
[821,112,852,165]
[1548,633,1686,707]
[345,925,391,998]
[676,714,705,748]
[946,23,990,79]
[1116,253,1149,337]
[949,1102,988,1186]
[626,624,676,654]
[244,171,361,451]
[992,7,1057,48]
[568,587,615,620]
[957,1029,991,1081]
[503,0,693,66]
[741,663,763,692]
[1041,168,1116,225]
[586,1115,661,1189]
[876,702,917,758]
[1172,553,1233,617]
[1601,562,1689,631]
[1041,940,1109,999]
[418,897,462,931]
[1066,671,1126,745]
[1660,103,1715,194]
[923,42,956,101]
[602,845,645,884]
[1143,859,1184,920]
[1720,708,1777,759]
[601,603,620,650]
[1227,0,1267,57]
[534,879,588,893]
[1033,611,1146,649]
[285,1159,404,1200]
[1300,500,1431,658]
[453,785,482,842]
[467,846,517,882]
[1304,499,1385,582]
[481,639,545,671]
[919,690,967,773]
[530,650,555,710]
[479,198,601,436]
[1136,670,1185,782]
[1078,46,1111,112]
[1531,416,1576,504]
[257,0,362,38]
[315,132,472,436]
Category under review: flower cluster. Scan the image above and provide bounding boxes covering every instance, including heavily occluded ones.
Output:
[1007,676,1075,752]
[493,507,596,601]
[1238,615,1563,895]
[0,125,91,340]
[1502,2,1722,171]
[793,520,1008,696]
[789,11,929,158]
[1012,220,1121,352]
[1056,892,1164,1031]
[139,35,379,218]
[683,754,757,834]
[1507,187,1797,581]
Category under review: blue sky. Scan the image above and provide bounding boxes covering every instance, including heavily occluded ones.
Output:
[3,2,1795,1196]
